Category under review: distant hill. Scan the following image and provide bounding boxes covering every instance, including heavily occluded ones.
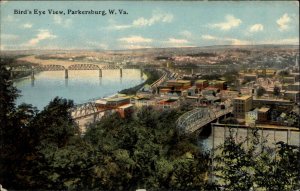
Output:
[1,44,298,56]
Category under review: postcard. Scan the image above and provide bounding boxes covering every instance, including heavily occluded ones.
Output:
[0,1,299,190]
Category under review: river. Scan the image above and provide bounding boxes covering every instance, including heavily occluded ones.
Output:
[14,69,145,110]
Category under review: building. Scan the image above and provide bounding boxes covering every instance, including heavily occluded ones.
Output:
[252,98,293,112]
[245,108,258,125]
[96,96,131,109]
[290,72,300,81]
[187,86,197,96]
[257,107,271,122]
[116,104,133,118]
[195,80,209,90]
[288,82,300,91]
[282,76,295,84]
[157,97,180,109]
[256,69,266,77]
[210,80,227,90]
[166,80,191,90]
[244,74,257,82]
[284,91,300,103]
[233,95,253,119]
[266,69,277,77]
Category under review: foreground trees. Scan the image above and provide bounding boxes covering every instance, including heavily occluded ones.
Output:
[83,108,210,190]
[213,129,300,191]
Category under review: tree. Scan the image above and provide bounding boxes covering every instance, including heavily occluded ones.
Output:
[278,70,290,77]
[84,107,210,190]
[212,128,300,191]
[273,86,281,97]
[256,86,266,97]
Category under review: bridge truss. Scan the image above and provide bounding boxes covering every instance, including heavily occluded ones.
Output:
[70,102,100,119]
[177,103,232,134]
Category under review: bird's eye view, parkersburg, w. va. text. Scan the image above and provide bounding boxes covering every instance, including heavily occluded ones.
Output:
[0,1,299,190]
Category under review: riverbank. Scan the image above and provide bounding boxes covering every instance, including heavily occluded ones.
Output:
[119,69,162,95]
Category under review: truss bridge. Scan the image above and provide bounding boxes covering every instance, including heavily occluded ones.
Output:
[10,63,146,79]
[177,102,232,134]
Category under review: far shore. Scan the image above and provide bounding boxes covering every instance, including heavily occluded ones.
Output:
[17,55,107,68]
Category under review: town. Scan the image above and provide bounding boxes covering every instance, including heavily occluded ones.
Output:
[48,46,298,141]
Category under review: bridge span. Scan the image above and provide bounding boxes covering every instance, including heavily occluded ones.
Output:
[177,103,232,134]
[10,63,146,79]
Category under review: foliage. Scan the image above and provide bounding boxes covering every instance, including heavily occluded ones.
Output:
[273,86,281,97]
[213,128,300,191]
[83,107,210,190]
[256,86,266,97]
[278,70,290,77]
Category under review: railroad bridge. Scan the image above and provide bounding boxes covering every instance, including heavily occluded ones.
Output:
[177,102,232,134]
[10,63,145,79]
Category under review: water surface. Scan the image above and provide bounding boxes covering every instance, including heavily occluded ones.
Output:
[15,69,144,110]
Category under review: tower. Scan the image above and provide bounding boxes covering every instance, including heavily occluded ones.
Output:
[293,55,299,72]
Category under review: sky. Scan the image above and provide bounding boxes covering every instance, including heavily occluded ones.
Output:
[0,1,299,51]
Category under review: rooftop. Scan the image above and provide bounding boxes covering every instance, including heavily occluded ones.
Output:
[234,95,252,100]
[285,91,299,94]
[105,96,130,102]
[118,104,133,109]
[258,107,270,113]
[167,80,191,84]
[253,97,292,103]
[195,79,208,83]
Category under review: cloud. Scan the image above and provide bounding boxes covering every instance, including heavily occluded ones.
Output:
[167,38,189,44]
[210,15,242,30]
[201,35,218,40]
[22,23,33,29]
[108,24,132,30]
[262,37,299,45]
[180,30,192,38]
[230,38,251,45]
[118,36,153,43]
[121,44,152,50]
[107,11,173,30]
[53,15,72,27]
[87,42,109,50]
[163,38,194,47]
[201,34,251,45]
[27,29,57,46]
[132,12,173,27]
[277,13,291,31]
[249,24,264,32]
[2,15,19,23]
[1,34,19,41]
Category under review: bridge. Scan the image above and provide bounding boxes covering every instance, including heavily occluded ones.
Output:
[10,63,146,79]
[69,101,111,132]
[177,101,232,134]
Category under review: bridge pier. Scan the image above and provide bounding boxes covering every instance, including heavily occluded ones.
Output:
[31,78,35,87]
[140,68,143,78]
[120,68,123,78]
[191,68,194,75]
[65,69,68,79]
[65,79,68,87]
[99,69,102,77]
[31,69,35,80]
